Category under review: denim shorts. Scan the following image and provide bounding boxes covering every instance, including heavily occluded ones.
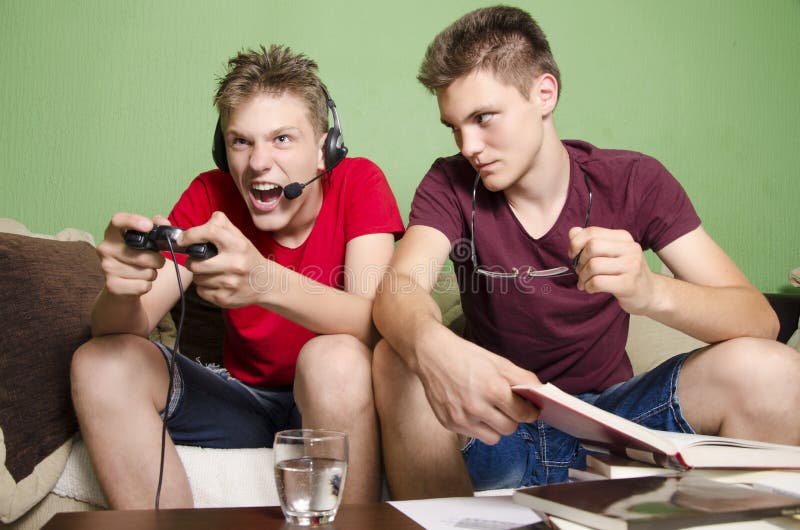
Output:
[463,351,696,490]
[154,342,301,449]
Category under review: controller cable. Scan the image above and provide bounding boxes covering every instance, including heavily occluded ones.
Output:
[154,238,185,510]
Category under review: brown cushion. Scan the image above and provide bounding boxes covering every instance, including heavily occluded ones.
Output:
[0,233,103,522]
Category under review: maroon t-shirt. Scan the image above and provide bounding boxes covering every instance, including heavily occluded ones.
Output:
[409,140,701,394]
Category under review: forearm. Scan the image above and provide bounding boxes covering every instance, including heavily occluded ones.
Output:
[374,272,541,443]
[90,288,155,338]
[257,264,379,346]
[373,274,451,373]
[645,274,779,343]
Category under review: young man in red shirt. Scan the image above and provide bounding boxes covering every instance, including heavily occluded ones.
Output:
[372,6,799,498]
[72,45,403,508]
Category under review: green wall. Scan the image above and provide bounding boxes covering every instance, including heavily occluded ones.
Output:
[1,1,798,292]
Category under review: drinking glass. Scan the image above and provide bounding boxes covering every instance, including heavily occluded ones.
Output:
[273,429,348,525]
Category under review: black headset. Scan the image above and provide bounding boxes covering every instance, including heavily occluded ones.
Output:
[211,86,348,175]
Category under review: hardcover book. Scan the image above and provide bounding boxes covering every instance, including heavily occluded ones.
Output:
[586,453,681,479]
[512,475,800,530]
[512,383,800,470]
[546,514,800,530]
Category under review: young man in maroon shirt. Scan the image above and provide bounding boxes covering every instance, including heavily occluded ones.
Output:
[372,6,799,498]
[71,45,403,508]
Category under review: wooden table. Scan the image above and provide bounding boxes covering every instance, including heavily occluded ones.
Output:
[41,503,424,530]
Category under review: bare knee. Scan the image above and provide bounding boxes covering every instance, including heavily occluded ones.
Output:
[72,335,140,394]
[729,338,800,401]
[687,337,800,391]
[296,334,372,386]
[294,334,373,414]
[71,334,164,411]
[681,337,800,435]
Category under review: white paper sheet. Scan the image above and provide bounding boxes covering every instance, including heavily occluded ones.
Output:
[389,495,542,530]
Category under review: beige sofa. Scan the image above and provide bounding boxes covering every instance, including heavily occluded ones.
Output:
[1,219,798,529]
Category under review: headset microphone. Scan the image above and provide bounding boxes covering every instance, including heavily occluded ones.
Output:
[283,169,331,200]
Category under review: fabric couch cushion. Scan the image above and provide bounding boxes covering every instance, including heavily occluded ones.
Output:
[52,436,279,509]
[431,271,465,333]
[0,232,103,523]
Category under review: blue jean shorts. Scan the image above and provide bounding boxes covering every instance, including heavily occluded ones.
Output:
[463,351,696,490]
[154,342,301,449]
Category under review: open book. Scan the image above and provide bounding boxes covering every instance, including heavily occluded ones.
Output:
[512,383,800,470]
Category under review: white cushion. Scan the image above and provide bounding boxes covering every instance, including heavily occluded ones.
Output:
[53,436,279,508]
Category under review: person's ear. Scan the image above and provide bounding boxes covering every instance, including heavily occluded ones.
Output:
[316,132,327,172]
[532,73,559,116]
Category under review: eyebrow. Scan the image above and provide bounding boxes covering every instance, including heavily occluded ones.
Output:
[226,125,304,138]
[440,106,494,128]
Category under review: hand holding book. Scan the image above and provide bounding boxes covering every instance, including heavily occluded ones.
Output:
[413,335,539,444]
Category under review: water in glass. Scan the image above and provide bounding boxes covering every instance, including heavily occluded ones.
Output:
[274,430,348,525]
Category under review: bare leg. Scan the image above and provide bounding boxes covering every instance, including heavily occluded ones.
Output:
[372,340,473,500]
[678,337,800,444]
[293,334,381,503]
[71,334,192,509]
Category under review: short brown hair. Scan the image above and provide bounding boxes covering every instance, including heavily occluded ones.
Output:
[214,44,328,134]
[418,5,561,98]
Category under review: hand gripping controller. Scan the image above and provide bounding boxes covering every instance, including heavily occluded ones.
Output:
[124,225,218,259]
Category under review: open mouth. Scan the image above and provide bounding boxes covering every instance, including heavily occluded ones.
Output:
[250,182,283,211]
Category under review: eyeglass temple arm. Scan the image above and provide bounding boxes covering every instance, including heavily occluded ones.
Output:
[572,172,593,269]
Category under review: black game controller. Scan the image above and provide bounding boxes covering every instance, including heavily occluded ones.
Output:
[124,225,218,259]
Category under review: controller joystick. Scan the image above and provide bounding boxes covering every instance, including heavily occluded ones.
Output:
[124,225,218,259]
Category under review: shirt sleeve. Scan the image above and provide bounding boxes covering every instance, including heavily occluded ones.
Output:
[408,157,469,246]
[629,157,701,252]
[342,158,405,242]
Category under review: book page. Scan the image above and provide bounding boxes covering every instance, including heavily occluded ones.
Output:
[662,430,800,450]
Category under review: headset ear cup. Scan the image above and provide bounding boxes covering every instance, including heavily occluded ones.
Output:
[323,127,347,170]
[212,119,229,173]
[321,87,348,171]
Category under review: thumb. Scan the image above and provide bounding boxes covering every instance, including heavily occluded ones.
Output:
[152,214,171,226]
[568,226,583,239]
[492,355,541,386]
[507,364,541,387]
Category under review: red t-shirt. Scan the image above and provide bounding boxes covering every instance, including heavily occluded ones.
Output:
[409,140,701,394]
[167,157,404,387]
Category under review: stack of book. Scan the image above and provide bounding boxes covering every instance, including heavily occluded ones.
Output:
[510,383,800,530]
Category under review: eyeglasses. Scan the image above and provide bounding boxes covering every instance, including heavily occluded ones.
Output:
[469,170,592,279]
